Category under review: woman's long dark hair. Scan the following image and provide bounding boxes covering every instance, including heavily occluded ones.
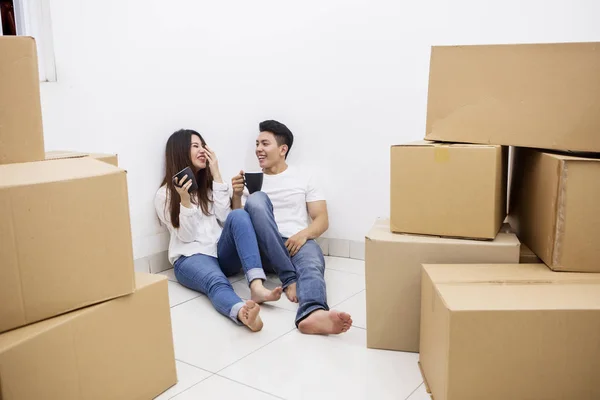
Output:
[161,129,213,228]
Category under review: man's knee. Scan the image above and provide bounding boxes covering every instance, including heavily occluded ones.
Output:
[244,191,271,214]
[295,240,325,272]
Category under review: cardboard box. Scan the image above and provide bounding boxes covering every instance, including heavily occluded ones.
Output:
[420,263,600,400]
[0,36,45,164]
[390,141,507,239]
[46,150,119,167]
[509,148,600,272]
[425,42,600,152]
[0,157,134,333]
[0,273,177,400]
[365,219,519,352]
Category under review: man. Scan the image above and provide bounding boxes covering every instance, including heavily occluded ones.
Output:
[231,120,352,335]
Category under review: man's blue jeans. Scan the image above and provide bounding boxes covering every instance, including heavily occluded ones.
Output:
[173,209,268,324]
[244,192,328,326]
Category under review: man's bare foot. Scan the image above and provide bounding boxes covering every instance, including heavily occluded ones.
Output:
[238,300,263,332]
[284,282,298,303]
[250,280,283,304]
[298,310,352,335]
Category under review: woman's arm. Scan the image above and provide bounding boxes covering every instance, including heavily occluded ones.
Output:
[212,182,231,223]
[154,188,201,243]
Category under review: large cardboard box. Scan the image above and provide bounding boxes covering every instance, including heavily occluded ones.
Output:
[509,148,600,272]
[0,157,134,333]
[46,150,119,167]
[390,141,507,239]
[420,263,600,400]
[365,219,519,352]
[0,36,45,165]
[0,273,177,400]
[425,42,600,152]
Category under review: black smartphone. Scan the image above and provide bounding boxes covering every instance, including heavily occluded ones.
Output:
[172,167,198,193]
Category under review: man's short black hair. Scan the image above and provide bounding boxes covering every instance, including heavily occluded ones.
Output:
[259,120,294,159]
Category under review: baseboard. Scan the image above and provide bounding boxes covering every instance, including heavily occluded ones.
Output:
[135,238,365,274]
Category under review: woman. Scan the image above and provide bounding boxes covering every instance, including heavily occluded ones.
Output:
[155,129,284,331]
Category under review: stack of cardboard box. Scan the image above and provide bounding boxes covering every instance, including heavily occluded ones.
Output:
[0,37,177,399]
[365,141,521,353]
[367,41,600,399]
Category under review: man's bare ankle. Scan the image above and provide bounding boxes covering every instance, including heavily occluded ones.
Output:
[249,279,265,290]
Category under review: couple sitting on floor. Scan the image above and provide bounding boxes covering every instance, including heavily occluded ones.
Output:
[154,120,352,334]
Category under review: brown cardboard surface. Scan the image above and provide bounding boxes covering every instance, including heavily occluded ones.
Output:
[390,141,507,239]
[419,264,600,400]
[365,219,519,352]
[0,273,177,400]
[0,158,134,333]
[46,150,119,167]
[0,36,45,164]
[425,42,600,152]
[510,148,600,272]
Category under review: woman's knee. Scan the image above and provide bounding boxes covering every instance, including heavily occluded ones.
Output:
[244,191,270,214]
[206,274,234,293]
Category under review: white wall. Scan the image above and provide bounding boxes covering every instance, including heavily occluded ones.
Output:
[40,0,600,259]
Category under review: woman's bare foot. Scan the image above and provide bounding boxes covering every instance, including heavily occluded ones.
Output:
[284,282,298,303]
[298,310,352,335]
[238,300,263,332]
[250,280,283,304]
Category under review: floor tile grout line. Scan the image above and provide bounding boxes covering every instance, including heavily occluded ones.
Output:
[403,382,424,400]
[170,294,202,309]
[174,358,215,375]
[330,288,366,309]
[167,372,217,400]
[215,375,288,400]
[325,267,365,276]
[215,327,297,375]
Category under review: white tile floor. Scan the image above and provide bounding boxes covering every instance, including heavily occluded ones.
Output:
[155,256,429,400]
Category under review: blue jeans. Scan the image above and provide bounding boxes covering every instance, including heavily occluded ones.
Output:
[173,209,267,324]
[245,192,328,327]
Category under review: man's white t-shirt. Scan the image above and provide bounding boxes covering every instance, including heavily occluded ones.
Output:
[242,166,325,238]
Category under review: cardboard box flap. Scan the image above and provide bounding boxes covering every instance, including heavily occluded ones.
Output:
[367,219,519,247]
[437,283,600,311]
[422,263,600,285]
[135,272,167,289]
[45,151,118,165]
[542,152,600,163]
[392,140,499,149]
[0,158,123,189]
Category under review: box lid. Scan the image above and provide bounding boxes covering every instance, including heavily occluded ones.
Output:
[422,263,600,284]
[438,283,600,311]
[391,140,499,149]
[0,157,123,189]
[366,219,519,247]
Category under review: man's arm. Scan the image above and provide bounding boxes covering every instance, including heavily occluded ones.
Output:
[304,200,329,239]
[231,195,243,210]
[285,200,329,256]
[231,171,244,210]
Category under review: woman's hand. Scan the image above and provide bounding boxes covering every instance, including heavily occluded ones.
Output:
[174,176,192,208]
[204,146,223,183]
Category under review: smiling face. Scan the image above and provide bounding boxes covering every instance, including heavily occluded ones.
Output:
[190,134,207,171]
[256,131,287,170]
